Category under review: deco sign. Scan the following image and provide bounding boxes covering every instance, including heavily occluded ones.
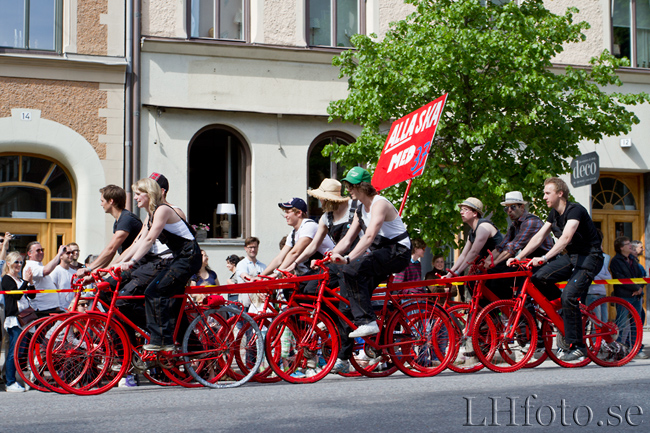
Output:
[372,94,448,191]
[570,151,599,188]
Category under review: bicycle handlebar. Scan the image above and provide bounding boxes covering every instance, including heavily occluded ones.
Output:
[312,252,333,271]
[508,258,533,269]
[275,269,296,279]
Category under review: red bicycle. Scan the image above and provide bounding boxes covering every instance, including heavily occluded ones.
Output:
[37,267,264,395]
[263,259,457,383]
[471,259,643,372]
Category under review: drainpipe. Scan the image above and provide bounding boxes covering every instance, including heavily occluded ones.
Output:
[124,0,134,210]
[132,0,142,209]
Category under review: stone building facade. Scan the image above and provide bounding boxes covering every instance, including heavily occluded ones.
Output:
[0,0,126,258]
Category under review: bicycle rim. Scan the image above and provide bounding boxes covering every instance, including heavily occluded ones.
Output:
[585,296,643,367]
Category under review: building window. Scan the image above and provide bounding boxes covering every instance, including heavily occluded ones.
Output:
[0,0,62,52]
[592,177,637,210]
[190,0,247,41]
[307,0,364,48]
[188,126,250,239]
[612,0,650,68]
[307,133,354,217]
[0,154,75,256]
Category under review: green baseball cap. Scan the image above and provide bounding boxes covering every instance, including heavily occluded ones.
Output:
[342,167,371,185]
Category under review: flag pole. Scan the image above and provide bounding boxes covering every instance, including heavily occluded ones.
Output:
[398,179,413,216]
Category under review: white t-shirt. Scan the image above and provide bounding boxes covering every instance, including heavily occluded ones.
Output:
[287,219,335,273]
[25,260,61,311]
[50,265,76,309]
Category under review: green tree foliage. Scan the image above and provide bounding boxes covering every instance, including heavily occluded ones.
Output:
[326,0,649,250]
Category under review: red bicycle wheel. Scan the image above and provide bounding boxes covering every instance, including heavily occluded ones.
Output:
[180,307,237,387]
[14,316,58,393]
[472,300,537,373]
[446,303,487,373]
[584,296,643,367]
[46,313,131,395]
[265,307,339,384]
[541,305,591,368]
[27,313,76,394]
[233,313,281,383]
[386,302,456,377]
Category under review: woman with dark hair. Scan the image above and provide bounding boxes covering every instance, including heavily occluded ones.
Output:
[192,250,220,287]
[225,254,242,285]
[119,177,201,352]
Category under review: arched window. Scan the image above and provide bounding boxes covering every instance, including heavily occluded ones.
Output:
[0,154,75,255]
[592,177,637,210]
[188,126,250,239]
[307,132,354,218]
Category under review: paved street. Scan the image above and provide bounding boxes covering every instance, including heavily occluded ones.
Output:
[0,352,649,433]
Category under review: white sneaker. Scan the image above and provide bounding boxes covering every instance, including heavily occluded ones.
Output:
[349,321,379,338]
[330,358,350,374]
[6,383,26,393]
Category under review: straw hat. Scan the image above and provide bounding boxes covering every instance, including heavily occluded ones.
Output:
[307,179,348,203]
[458,197,484,217]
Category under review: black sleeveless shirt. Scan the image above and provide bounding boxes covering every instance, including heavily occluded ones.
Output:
[468,218,503,259]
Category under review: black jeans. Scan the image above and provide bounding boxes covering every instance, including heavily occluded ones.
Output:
[531,250,603,347]
[333,244,409,360]
[339,244,410,326]
[144,242,201,346]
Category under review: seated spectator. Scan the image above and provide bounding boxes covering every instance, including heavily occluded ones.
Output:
[393,239,427,295]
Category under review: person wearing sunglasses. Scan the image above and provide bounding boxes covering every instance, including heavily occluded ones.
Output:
[24,241,67,318]
[1,252,36,392]
[484,191,554,300]
[50,243,79,310]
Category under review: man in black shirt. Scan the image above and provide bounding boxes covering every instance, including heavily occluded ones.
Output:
[77,184,142,275]
[508,177,603,362]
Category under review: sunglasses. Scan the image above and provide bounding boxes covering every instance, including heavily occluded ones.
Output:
[13,260,23,265]
[503,204,520,212]
[33,248,44,253]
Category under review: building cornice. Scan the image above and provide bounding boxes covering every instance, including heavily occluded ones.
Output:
[0,53,127,84]
[141,37,342,65]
